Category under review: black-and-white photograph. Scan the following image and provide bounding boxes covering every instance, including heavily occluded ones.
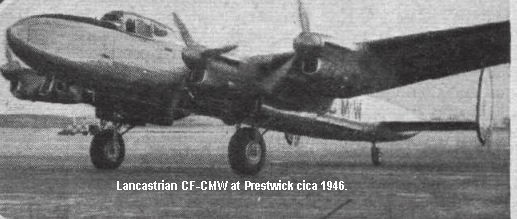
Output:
[0,0,510,218]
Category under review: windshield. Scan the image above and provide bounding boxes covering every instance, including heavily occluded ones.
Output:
[101,11,178,41]
[100,13,122,22]
[136,20,153,38]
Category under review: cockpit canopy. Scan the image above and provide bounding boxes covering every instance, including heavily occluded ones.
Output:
[100,11,173,39]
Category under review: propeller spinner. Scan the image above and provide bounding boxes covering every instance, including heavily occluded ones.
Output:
[172,13,238,82]
[293,0,327,73]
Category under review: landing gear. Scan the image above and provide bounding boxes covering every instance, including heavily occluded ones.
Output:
[89,121,133,169]
[90,129,125,169]
[228,127,266,175]
[370,142,381,166]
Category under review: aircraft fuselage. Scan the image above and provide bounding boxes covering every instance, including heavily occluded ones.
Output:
[4,13,191,125]
[1,11,424,143]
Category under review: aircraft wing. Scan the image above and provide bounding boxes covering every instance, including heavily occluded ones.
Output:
[281,20,511,98]
[251,1,511,100]
[354,20,510,89]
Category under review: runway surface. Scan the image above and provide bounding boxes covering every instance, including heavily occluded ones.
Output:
[0,127,509,218]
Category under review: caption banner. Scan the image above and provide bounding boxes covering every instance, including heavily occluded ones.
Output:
[117,180,347,191]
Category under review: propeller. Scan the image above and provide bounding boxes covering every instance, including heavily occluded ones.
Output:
[172,13,196,47]
[1,43,22,81]
[298,0,311,32]
[172,13,238,82]
[1,41,27,96]
[5,43,13,62]
[292,0,326,73]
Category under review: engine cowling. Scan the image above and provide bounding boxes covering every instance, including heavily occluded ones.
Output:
[286,0,361,98]
[293,32,324,74]
[289,32,360,97]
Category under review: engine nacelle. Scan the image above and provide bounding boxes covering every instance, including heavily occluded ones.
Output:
[291,32,359,97]
[290,55,357,97]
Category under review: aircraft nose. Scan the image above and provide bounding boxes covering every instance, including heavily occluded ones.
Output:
[6,18,36,68]
[5,16,71,74]
[6,17,46,58]
[6,15,102,74]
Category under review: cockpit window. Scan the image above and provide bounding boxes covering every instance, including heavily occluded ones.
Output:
[153,25,168,37]
[101,13,121,22]
[106,11,176,40]
[125,18,153,38]
[136,20,152,38]
[126,19,136,33]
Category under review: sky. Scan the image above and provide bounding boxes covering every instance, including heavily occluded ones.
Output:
[0,0,510,123]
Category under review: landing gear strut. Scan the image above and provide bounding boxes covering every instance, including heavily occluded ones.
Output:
[90,121,133,169]
[371,142,381,166]
[228,127,266,175]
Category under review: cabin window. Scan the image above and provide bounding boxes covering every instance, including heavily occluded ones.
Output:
[154,25,168,37]
[136,20,153,38]
[126,19,136,33]
[101,13,121,22]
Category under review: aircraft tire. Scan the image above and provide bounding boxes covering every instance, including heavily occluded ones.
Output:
[90,129,125,169]
[228,127,266,175]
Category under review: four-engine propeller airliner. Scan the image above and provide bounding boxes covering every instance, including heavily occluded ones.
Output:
[0,1,510,175]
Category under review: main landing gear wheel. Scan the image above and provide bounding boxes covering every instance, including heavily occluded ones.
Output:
[228,127,266,175]
[476,68,494,147]
[371,142,381,166]
[90,129,125,169]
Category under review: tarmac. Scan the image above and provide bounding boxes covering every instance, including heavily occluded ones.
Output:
[0,127,509,218]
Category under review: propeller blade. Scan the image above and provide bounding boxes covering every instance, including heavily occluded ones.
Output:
[10,80,18,93]
[2,41,22,76]
[1,47,21,74]
[172,12,196,47]
[5,45,13,63]
[1,48,22,80]
[202,45,238,58]
[298,0,310,32]
[172,12,238,72]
